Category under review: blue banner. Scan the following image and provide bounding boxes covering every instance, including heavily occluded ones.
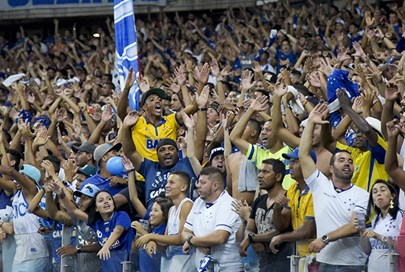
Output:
[3,0,166,9]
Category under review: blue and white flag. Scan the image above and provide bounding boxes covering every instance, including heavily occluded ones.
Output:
[114,0,140,110]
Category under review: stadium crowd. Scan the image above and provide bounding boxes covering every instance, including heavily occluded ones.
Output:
[1,0,405,271]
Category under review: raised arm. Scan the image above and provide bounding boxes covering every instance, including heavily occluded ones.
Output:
[119,111,143,171]
[117,67,135,121]
[385,119,405,191]
[122,156,146,218]
[230,96,268,155]
[193,85,209,161]
[182,112,201,176]
[338,89,378,147]
[299,103,329,179]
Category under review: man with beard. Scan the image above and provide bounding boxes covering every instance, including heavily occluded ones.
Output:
[298,103,369,271]
[121,111,199,218]
[332,89,388,192]
[182,167,243,272]
[239,158,292,271]
[270,147,318,271]
[72,142,97,177]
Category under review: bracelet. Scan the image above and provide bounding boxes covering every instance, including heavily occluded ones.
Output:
[198,107,207,112]
[127,168,135,173]
[302,100,308,107]
[187,234,194,246]
[248,232,255,243]
[59,189,66,200]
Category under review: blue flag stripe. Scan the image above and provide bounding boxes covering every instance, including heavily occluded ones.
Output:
[114,0,140,110]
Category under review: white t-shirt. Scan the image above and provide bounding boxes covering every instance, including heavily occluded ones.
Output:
[12,190,49,262]
[184,191,242,271]
[306,170,369,266]
[368,210,403,272]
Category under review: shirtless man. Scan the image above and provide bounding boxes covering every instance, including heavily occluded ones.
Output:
[271,78,332,177]
[226,119,261,205]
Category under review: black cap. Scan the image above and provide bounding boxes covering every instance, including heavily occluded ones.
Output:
[156,138,178,151]
[140,88,166,107]
[72,142,97,154]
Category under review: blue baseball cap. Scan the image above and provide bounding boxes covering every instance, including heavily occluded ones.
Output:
[282,147,317,163]
[74,184,100,198]
[19,164,41,186]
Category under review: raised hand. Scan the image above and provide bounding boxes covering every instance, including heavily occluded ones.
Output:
[138,76,150,93]
[173,66,186,86]
[385,83,400,101]
[123,111,139,128]
[308,103,329,125]
[351,96,363,114]
[194,63,210,84]
[41,160,57,178]
[249,95,268,112]
[336,89,351,109]
[386,119,401,138]
[33,128,50,148]
[122,156,135,172]
[195,85,210,108]
[220,65,232,77]
[210,58,220,77]
[241,70,254,91]
[352,42,365,58]
[273,80,287,97]
[181,112,194,129]
[101,104,114,122]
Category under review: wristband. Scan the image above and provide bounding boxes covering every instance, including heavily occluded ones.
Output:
[127,168,135,173]
[198,107,207,112]
[187,234,194,246]
[248,232,255,243]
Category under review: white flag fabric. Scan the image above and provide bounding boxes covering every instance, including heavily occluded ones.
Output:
[114,0,140,110]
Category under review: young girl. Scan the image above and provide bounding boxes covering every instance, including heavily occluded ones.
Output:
[132,196,173,272]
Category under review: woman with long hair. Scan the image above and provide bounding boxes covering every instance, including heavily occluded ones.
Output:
[362,180,403,271]
[132,196,173,272]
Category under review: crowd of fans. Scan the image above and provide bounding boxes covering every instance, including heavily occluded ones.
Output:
[2,0,405,271]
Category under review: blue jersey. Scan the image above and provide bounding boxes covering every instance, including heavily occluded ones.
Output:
[51,223,77,265]
[0,190,12,209]
[89,211,134,253]
[139,224,166,272]
[81,173,126,196]
[139,158,196,218]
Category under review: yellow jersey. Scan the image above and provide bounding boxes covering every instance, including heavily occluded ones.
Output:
[245,144,294,190]
[336,135,388,192]
[131,114,181,162]
[286,181,315,257]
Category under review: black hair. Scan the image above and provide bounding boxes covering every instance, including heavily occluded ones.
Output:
[247,119,261,141]
[6,148,22,170]
[86,190,117,225]
[200,166,224,188]
[43,154,61,173]
[150,196,174,227]
[366,180,401,227]
[329,150,352,166]
[261,158,286,182]
[170,170,191,190]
